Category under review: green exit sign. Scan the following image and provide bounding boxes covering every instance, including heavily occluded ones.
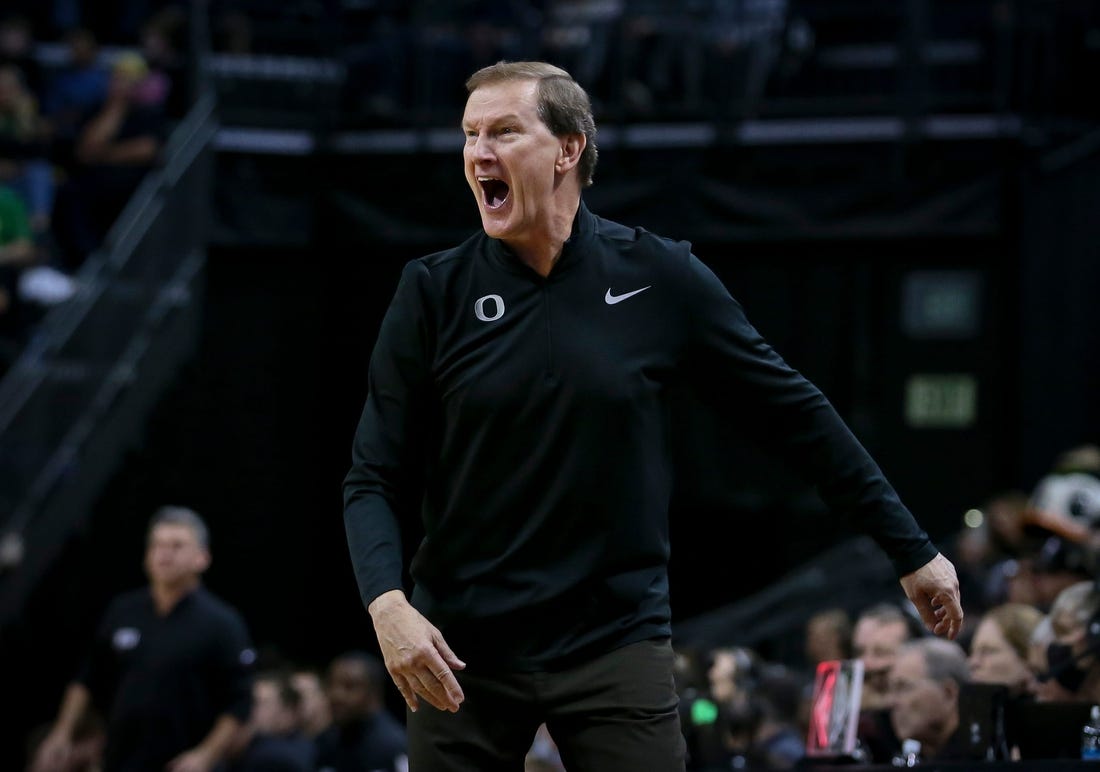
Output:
[905,374,977,428]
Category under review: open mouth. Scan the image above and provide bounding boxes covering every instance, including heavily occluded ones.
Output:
[478,176,510,210]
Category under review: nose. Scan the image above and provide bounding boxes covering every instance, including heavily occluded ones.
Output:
[467,134,495,164]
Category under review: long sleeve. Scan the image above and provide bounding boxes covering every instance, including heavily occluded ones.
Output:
[679,252,937,576]
[343,261,437,608]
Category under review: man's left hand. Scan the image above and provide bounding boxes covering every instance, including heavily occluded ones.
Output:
[899,552,963,640]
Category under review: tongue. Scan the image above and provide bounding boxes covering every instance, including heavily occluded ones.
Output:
[486,180,509,208]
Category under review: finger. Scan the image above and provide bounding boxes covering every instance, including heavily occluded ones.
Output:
[433,628,467,670]
[932,594,963,639]
[394,674,420,712]
[423,645,464,707]
[435,666,465,708]
[913,597,937,633]
[412,667,460,712]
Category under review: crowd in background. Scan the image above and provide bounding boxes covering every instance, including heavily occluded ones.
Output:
[0,4,188,375]
[24,445,1100,770]
[7,2,1100,771]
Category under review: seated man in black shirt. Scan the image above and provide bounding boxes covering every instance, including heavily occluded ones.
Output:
[315,651,407,772]
[32,506,255,772]
[887,637,973,761]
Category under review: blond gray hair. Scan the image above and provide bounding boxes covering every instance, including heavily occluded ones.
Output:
[466,61,598,187]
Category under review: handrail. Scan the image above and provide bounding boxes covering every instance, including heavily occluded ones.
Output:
[0,95,217,437]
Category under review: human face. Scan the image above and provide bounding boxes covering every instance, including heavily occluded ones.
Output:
[708,650,738,703]
[806,617,845,664]
[1027,636,1076,701]
[251,680,293,735]
[292,672,331,735]
[462,79,570,246]
[326,660,372,726]
[144,523,209,589]
[968,618,1032,690]
[889,649,956,745]
[854,618,909,694]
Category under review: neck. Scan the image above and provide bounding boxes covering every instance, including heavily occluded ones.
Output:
[151,578,198,615]
[505,195,580,278]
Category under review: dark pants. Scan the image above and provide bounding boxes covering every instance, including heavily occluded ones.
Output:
[407,638,686,772]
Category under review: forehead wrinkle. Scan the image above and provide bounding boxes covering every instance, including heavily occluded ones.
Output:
[462,111,524,131]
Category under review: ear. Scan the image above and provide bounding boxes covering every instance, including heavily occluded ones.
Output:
[556,133,586,175]
[195,547,212,574]
[942,678,959,705]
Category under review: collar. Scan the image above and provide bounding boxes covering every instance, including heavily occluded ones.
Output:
[485,199,596,281]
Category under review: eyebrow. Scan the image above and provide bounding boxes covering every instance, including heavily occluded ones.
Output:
[461,114,523,130]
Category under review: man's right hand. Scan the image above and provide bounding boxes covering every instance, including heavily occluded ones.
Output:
[368,589,466,713]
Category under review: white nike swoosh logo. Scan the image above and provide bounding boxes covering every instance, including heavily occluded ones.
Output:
[605,286,651,305]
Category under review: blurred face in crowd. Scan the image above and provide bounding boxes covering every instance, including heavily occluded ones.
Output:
[708,649,748,704]
[968,617,1032,691]
[292,671,331,735]
[0,66,22,109]
[144,523,209,590]
[805,614,848,665]
[462,78,581,249]
[1028,634,1076,702]
[889,648,958,747]
[327,659,375,726]
[67,29,98,67]
[251,679,296,735]
[854,617,909,696]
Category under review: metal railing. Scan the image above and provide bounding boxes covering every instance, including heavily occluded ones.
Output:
[0,92,217,627]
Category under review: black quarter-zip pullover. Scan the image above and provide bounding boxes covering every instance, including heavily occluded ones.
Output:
[344,202,937,669]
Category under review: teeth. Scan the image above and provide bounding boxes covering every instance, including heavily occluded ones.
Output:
[477,176,501,182]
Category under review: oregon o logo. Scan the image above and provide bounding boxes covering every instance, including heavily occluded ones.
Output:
[474,294,505,322]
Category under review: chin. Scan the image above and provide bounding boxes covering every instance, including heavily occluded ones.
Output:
[479,214,513,239]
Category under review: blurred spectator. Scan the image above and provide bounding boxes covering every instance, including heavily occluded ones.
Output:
[139,6,188,119]
[887,638,972,761]
[0,15,43,96]
[852,603,919,762]
[541,0,624,100]
[53,52,165,269]
[31,506,255,772]
[804,607,852,667]
[619,2,706,116]
[952,491,1036,612]
[1040,580,1100,701]
[1032,535,1094,612]
[967,603,1044,695]
[1027,615,1076,702]
[852,603,917,711]
[0,63,54,234]
[289,667,331,739]
[692,646,762,768]
[699,664,806,771]
[42,28,110,155]
[672,645,727,770]
[212,6,253,54]
[707,646,760,705]
[314,650,408,772]
[1027,445,1100,609]
[0,183,35,364]
[231,670,315,772]
[341,7,410,120]
[702,0,787,120]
